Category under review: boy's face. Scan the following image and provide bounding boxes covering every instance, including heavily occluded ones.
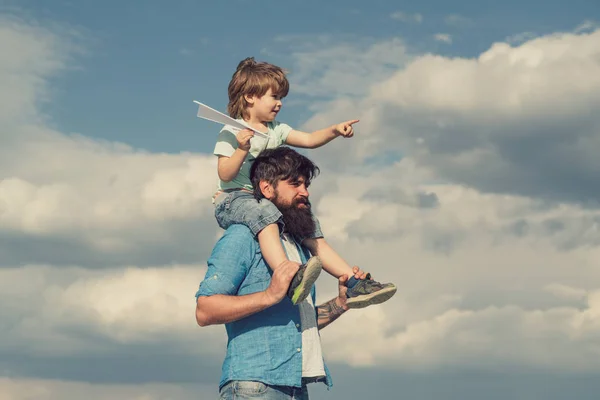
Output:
[248,88,283,122]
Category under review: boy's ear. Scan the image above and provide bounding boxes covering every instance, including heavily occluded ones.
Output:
[259,180,274,199]
[244,94,255,105]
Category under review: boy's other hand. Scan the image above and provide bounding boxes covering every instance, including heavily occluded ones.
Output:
[334,119,359,138]
[352,266,367,280]
[237,129,254,151]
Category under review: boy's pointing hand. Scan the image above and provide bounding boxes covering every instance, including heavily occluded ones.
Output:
[334,119,359,138]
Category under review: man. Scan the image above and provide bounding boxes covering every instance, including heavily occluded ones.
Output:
[195,147,374,399]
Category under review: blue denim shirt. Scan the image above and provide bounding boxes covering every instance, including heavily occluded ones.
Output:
[196,224,333,390]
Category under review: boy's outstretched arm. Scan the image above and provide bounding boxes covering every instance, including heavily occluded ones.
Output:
[285,120,359,149]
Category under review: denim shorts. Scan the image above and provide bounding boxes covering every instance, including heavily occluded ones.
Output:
[219,380,309,400]
[214,190,323,241]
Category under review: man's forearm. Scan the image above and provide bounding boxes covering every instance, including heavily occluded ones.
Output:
[316,297,346,330]
[196,291,273,326]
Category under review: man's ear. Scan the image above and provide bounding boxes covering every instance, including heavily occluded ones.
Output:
[259,180,274,199]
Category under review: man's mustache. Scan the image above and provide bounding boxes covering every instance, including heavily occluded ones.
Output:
[294,197,310,207]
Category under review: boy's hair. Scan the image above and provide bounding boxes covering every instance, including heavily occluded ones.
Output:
[227,57,290,120]
[250,147,320,200]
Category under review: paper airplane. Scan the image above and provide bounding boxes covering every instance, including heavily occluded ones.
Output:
[193,101,268,139]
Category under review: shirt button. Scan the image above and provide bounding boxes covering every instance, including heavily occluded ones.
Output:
[297,348,301,352]
[296,324,300,328]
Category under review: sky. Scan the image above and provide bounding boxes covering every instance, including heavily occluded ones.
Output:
[1,0,600,399]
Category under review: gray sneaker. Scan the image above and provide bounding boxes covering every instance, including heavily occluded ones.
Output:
[287,256,323,305]
[346,274,397,309]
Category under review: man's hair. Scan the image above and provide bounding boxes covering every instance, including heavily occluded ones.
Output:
[227,57,290,120]
[250,147,320,200]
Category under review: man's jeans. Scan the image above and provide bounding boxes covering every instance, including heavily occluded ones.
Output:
[219,381,309,399]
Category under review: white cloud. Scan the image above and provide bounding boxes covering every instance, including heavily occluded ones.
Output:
[0,264,224,357]
[444,14,473,28]
[574,20,598,34]
[312,175,600,371]
[390,11,423,24]
[300,29,600,204]
[0,15,73,126]
[505,31,537,45]
[4,12,600,398]
[434,33,452,44]
[268,35,409,99]
[0,17,221,266]
[0,378,214,400]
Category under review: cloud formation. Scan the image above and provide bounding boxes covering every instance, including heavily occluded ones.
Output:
[302,29,600,205]
[390,11,423,24]
[3,13,600,400]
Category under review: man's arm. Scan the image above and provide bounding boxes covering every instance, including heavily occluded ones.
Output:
[316,297,347,330]
[196,259,298,327]
[284,120,359,149]
[196,292,272,326]
[315,267,367,329]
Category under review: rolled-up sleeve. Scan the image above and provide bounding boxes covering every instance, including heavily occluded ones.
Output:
[213,126,238,157]
[196,225,257,299]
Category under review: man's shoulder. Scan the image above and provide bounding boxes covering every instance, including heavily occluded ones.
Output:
[210,224,259,263]
[219,224,258,246]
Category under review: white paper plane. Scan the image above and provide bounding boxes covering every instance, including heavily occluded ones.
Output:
[193,101,269,139]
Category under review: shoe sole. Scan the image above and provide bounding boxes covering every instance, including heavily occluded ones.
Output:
[346,284,397,309]
[291,256,323,305]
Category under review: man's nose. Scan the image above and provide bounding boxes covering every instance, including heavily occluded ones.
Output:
[297,184,309,196]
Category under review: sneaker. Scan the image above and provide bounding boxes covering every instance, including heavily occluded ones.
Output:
[287,256,323,305]
[346,273,397,309]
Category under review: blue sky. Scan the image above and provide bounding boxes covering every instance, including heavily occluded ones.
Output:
[3,0,597,153]
[2,0,600,399]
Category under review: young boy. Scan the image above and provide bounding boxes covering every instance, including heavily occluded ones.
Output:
[211,57,396,308]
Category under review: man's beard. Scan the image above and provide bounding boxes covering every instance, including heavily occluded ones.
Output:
[273,195,315,239]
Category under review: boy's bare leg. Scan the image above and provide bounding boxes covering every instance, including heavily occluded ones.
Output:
[258,224,322,304]
[302,238,355,279]
[257,224,294,271]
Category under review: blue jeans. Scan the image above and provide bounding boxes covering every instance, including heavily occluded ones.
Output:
[214,190,323,241]
[219,381,309,400]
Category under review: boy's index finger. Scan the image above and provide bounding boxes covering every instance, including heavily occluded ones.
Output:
[346,119,360,126]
